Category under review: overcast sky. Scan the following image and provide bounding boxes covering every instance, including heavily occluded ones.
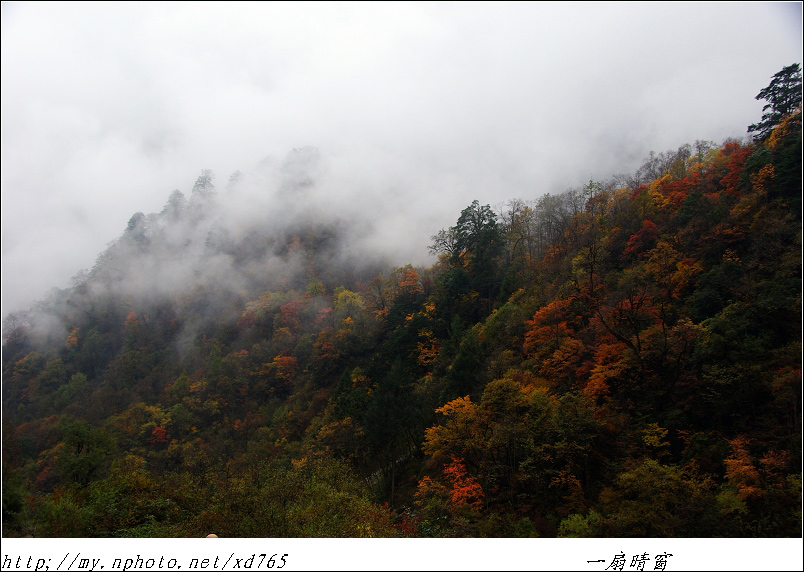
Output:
[2,1,801,318]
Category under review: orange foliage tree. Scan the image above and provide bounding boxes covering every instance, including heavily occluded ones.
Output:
[442,456,484,512]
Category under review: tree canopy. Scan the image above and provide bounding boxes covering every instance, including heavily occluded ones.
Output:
[747,63,802,141]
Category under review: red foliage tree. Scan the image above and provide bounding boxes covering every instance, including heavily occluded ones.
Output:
[623,219,659,260]
[149,426,169,445]
[523,298,573,356]
[443,456,484,512]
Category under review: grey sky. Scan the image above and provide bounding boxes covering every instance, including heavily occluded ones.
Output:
[2,1,801,317]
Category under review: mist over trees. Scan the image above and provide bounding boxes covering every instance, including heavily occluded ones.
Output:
[2,67,801,538]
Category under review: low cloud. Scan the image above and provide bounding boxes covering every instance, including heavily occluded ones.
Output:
[2,2,801,317]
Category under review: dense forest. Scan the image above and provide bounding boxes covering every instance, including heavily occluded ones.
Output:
[2,65,801,538]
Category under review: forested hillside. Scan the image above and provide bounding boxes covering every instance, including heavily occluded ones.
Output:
[2,72,801,538]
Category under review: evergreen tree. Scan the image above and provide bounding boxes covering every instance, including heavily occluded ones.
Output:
[747,63,802,141]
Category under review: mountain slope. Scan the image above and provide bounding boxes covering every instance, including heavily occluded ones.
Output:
[2,111,801,538]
